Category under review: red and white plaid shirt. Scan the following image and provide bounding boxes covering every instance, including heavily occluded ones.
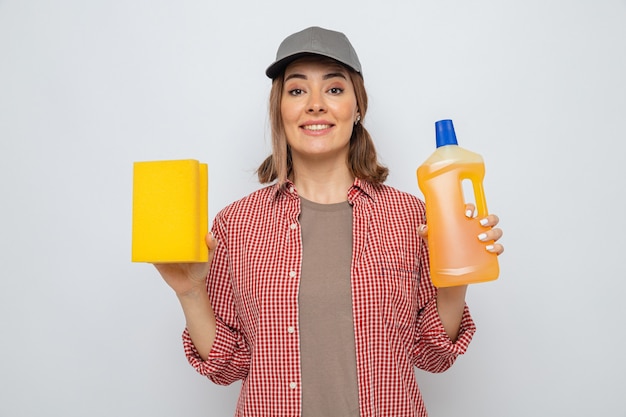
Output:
[183,178,476,417]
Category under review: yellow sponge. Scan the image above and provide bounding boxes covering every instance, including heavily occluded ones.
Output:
[132,159,208,263]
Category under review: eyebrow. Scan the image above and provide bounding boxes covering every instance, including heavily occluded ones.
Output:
[284,72,348,82]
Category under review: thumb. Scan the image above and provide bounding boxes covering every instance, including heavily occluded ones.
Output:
[205,232,218,259]
[418,224,428,240]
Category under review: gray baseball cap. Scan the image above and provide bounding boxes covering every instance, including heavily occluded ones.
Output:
[265,26,362,79]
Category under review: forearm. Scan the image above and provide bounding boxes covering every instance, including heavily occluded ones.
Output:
[177,287,217,361]
[436,285,468,341]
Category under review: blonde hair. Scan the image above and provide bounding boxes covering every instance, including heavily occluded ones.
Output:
[257,61,388,185]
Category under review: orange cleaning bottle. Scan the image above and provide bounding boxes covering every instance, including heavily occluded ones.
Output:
[417,119,499,287]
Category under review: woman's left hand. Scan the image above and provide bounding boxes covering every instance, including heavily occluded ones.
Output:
[476,213,504,255]
[418,205,504,255]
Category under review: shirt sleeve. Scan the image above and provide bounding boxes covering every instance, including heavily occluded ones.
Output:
[413,296,476,373]
[182,318,250,385]
[412,238,477,373]
[181,213,251,385]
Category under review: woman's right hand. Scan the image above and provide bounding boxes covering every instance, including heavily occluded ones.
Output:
[153,232,218,297]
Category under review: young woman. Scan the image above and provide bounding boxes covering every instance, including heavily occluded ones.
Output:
[155,26,504,417]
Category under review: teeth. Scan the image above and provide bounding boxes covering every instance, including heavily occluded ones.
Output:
[303,124,330,131]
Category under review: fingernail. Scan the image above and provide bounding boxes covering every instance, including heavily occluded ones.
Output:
[419,224,427,233]
[478,233,488,241]
[480,218,489,226]
[465,209,473,218]
[485,245,495,252]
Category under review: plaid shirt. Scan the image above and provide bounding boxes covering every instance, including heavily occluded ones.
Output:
[183,178,476,417]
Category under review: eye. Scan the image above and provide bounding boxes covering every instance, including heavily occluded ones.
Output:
[288,88,304,96]
[328,87,344,95]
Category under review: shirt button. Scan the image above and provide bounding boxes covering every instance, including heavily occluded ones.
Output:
[289,382,297,389]
[289,271,296,278]
[287,326,295,333]
[289,186,295,193]
[289,223,297,230]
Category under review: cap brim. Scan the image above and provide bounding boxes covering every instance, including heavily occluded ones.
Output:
[265,52,361,79]
[265,52,319,79]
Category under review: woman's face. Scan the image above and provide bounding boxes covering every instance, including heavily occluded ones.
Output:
[280,57,359,166]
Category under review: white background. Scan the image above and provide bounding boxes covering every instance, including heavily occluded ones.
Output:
[1,1,625,416]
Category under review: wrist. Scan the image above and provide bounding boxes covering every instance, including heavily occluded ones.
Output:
[436,285,468,314]
[437,285,468,301]
[176,284,208,300]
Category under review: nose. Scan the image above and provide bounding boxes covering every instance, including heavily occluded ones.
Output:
[306,90,326,114]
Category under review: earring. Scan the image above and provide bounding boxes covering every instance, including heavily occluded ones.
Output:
[354,115,361,125]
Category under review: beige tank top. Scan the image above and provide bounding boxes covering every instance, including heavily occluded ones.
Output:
[298,197,360,417]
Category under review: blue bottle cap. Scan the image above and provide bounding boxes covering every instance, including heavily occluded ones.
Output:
[435,119,458,147]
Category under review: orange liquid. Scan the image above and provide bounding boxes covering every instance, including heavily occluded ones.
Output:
[417,160,499,287]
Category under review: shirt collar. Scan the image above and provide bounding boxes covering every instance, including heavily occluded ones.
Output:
[270,177,377,203]
[348,177,377,204]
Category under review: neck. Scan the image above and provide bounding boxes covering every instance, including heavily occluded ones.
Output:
[291,164,354,204]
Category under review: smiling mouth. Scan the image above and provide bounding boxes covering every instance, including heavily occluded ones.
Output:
[301,124,332,131]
